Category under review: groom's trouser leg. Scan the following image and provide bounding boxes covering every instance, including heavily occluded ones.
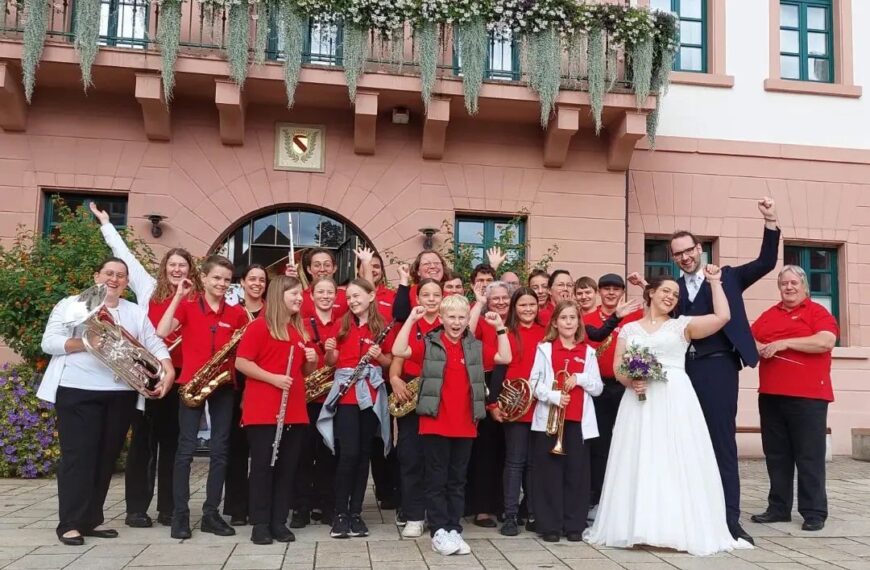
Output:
[687,355,741,528]
[589,379,624,506]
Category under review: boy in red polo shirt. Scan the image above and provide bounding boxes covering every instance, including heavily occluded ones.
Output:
[156,255,249,540]
[290,248,348,319]
[235,276,318,545]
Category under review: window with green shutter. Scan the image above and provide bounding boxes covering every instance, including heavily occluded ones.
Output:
[42,192,128,237]
[779,0,834,82]
[650,0,707,73]
[455,216,526,267]
[783,245,839,319]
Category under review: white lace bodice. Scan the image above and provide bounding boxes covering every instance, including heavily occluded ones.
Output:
[619,316,693,371]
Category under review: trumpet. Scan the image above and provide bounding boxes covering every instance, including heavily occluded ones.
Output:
[546,360,570,456]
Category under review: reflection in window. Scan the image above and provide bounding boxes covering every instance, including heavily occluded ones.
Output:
[455,216,526,268]
[98,0,149,48]
[779,1,833,83]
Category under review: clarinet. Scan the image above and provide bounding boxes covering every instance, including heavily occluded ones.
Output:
[324,320,396,414]
[270,345,296,467]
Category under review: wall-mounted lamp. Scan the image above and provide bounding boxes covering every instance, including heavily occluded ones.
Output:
[146,214,166,238]
[418,227,438,250]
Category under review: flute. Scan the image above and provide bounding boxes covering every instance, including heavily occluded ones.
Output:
[271,345,296,467]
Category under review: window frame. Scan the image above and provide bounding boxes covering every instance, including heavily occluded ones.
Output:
[42,191,128,236]
[454,215,527,268]
[783,244,840,320]
[643,238,713,280]
[82,0,150,48]
[266,16,343,65]
[779,0,834,83]
[452,31,521,81]
[652,0,708,73]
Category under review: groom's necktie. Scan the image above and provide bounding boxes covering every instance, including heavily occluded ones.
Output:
[687,274,702,303]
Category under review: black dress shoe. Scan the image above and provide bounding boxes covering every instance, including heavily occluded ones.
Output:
[270,523,295,543]
[230,514,248,527]
[541,532,560,542]
[56,531,84,546]
[125,513,153,528]
[171,515,192,539]
[473,516,497,528]
[289,510,310,529]
[525,518,537,532]
[500,516,519,537]
[157,512,173,526]
[802,518,825,531]
[250,524,273,545]
[200,513,236,536]
[566,531,583,542]
[751,511,792,524]
[82,528,118,539]
[728,523,755,545]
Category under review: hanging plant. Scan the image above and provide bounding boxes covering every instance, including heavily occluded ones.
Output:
[74,0,101,90]
[586,25,605,134]
[342,24,367,101]
[526,28,561,127]
[564,32,584,89]
[630,37,654,108]
[646,9,678,146]
[227,0,251,85]
[21,0,49,102]
[279,1,306,107]
[252,0,274,65]
[417,21,437,109]
[456,17,486,115]
[157,0,183,102]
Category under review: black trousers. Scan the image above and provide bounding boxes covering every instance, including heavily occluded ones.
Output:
[531,423,589,536]
[55,387,137,535]
[173,386,234,518]
[424,435,473,536]
[397,413,425,521]
[223,384,249,519]
[246,424,304,526]
[465,415,504,516]
[334,405,379,516]
[759,394,828,521]
[503,422,533,519]
[686,354,741,528]
[371,440,400,505]
[125,382,180,516]
[589,378,624,506]
[293,402,336,516]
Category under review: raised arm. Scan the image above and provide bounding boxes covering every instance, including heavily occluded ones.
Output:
[486,246,507,274]
[686,265,730,340]
[391,307,424,359]
[391,265,412,321]
[467,283,486,333]
[156,279,191,337]
[354,246,375,285]
[734,197,781,290]
[91,203,156,304]
[585,298,644,342]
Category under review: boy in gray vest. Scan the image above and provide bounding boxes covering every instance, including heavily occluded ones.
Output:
[392,295,511,556]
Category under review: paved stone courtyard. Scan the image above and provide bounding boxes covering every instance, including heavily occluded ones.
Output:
[0,457,868,569]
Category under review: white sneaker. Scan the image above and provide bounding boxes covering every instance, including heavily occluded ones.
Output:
[402,520,425,538]
[449,530,471,555]
[431,529,460,556]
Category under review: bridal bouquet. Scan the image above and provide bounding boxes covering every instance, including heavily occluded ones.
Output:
[618,345,666,402]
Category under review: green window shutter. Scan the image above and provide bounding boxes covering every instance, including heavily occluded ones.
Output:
[779,0,833,83]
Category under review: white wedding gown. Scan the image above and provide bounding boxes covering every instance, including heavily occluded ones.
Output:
[584,316,752,556]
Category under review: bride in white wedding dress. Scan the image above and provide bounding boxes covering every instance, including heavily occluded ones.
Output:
[584,266,753,556]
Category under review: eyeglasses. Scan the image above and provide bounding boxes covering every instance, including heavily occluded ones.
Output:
[100,270,128,280]
[420,261,443,268]
[671,245,698,260]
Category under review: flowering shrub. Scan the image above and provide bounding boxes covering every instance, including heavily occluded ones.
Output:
[0,364,58,478]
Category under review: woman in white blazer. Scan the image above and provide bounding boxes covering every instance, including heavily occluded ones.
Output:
[529,300,602,543]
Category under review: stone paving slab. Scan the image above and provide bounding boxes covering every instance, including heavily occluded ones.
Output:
[0,458,866,568]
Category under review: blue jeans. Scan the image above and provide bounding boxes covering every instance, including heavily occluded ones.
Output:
[503,422,533,518]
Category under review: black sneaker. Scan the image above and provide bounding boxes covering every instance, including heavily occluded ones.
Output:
[289,510,310,529]
[270,523,296,542]
[200,513,236,536]
[125,512,153,528]
[349,514,369,537]
[157,512,172,526]
[500,516,519,537]
[310,509,322,522]
[170,515,192,540]
[525,518,537,532]
[330,514,350,539]
[251,524,272,545]
[395,509,407,527]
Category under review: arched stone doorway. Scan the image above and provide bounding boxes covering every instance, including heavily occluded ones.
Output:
[213,205,370,285]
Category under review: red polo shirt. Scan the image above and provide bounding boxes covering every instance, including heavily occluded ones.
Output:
[751,299,838,402]
[335,318,395,405]
[402,317,441,378]
[538,302,556,327]
[149,296,183,369]
[375,285,396,322]
[301,287,347,321]
[418,332,477,438]
[236,319,311,425]
[474,318,499,372]
[584,308,643,379]
[551,338,589,422]
[174,295,249,385]
[504,322,546,423]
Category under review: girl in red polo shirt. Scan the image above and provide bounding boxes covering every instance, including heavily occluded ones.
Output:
[529,300,602,543]
[318,279,394,540]
[355,247,396,321]
[388,278,443,538]
[496,287,546,536]
[156,255,249,540]
[235,275,317,545]
[291,277,339,529]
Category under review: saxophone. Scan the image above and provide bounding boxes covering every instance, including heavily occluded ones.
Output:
[388,377,421,418]
[304,365,336,403]
[179,324,249,408]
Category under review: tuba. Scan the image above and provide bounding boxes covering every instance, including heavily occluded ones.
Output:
[496,377,534,422]
[179,324,249,408]
[546,360,570,455]
[64,283,166,398]
[388,377,421,418]
[304,365,336,403]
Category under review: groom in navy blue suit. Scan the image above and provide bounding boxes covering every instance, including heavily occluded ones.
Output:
[668,198,780,545]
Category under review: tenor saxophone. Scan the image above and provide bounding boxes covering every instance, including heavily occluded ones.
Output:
[179,324,249,408]
[388,377,421,418]
[304,365,336,403]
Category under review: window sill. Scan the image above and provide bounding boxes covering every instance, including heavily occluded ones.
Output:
[670,71,735,88]
[832,347,870,360]
[764,78,863,98]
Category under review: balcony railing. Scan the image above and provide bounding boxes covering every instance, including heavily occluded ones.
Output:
[0,1,633,89]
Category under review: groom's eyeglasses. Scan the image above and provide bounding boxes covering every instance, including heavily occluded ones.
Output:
[671,245,698,260]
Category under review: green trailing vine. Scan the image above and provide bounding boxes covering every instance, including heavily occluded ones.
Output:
[526,28,561,127]
[21,0,48,102]
[227,1,251,85]
[457,17,486,115]
[74,0,101,90]
[157,0,183,101]
[417,21,437,109]
[342,24,367,101]
[252,1,273,65]
[280,2,306,107]
[630,37,654,109]
[646,10,678,147]
[586,25,605,134]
